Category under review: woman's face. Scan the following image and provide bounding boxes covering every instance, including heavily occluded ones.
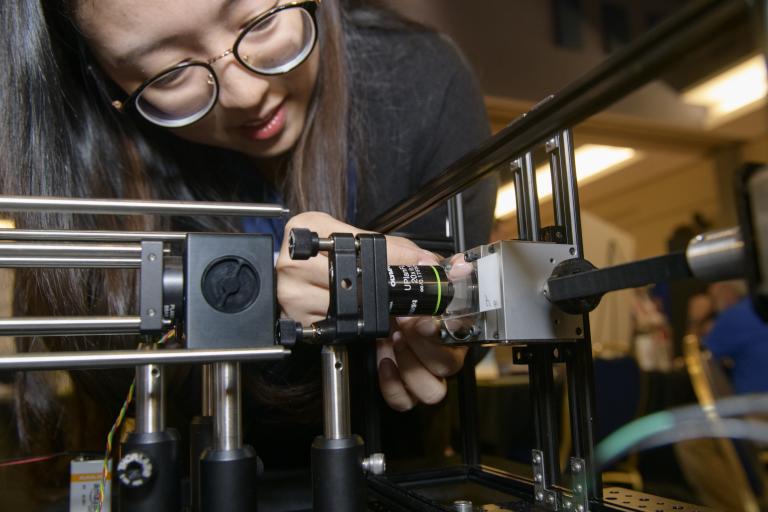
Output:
[75,0,320,160]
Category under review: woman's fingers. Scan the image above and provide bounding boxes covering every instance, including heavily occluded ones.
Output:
[394,316,467,377]
[377,339,417,411]
[392,336,448,405]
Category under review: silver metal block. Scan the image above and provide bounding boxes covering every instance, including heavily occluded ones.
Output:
[474,240,583,343]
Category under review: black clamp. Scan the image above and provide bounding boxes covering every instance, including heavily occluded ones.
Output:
[288,229,390,345]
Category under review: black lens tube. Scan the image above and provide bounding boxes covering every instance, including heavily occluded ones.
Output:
[387,265,453,316]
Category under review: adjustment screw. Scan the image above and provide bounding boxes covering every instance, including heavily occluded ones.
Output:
[276,319,302,348]
[362,453,386,475]
[288,228,319,260]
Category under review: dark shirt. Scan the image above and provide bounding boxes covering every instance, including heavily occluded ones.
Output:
[705,298,768,394]
[350,25,497,248]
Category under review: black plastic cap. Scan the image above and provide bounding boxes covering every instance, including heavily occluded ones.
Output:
[276,318,302,347]
[289,228,319,260]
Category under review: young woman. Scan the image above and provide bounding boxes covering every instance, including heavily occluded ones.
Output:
[0,0,496,481]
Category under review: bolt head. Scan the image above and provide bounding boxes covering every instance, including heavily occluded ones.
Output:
[535,473,542,482]
[577,505,585,512]
[547,495,555,503]
[536,492,544,501]
[572,462,582,472]
[533,454,542,463]
[576,484,583,493]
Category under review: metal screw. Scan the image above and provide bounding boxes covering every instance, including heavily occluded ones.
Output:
[361,453,386,475]
[547,495,555,504]
[577,505,585,512]
[575,484,583,493]
[536,492,544,501]
[147,308,156,317]
[564,501,572,509]
[533,454,542,464]
[535,473,542,482]
[148,253,156,262]
[572,462,582,472]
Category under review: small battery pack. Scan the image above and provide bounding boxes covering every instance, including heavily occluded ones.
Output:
[70,459,111,512]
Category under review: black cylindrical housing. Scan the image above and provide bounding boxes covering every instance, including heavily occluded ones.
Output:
[387,265,453,316]
[119,430,180,512]
[311,435,365,512]
[189,415,213,512]
[200,446,258,512]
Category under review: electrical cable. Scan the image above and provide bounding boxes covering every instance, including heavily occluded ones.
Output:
[596,393,768,468]
[97,329,175,511]
[0,452,69,468]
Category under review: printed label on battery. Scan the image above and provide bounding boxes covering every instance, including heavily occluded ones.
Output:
[477,252,502,312]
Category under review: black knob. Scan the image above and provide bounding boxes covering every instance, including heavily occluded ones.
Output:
[289,228,319,260]
[117,451,154,488]
[276,319,302,347]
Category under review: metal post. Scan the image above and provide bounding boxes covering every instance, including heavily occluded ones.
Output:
[529,347,560,487]
[200,361,258,512]
[212,362,242,451]
[513,163,530,241]
[322,346,351,439]
[547,138,568,229]
[313,345,366,512]
[202,364,214,417]
[119,362,180,512]
[521,152,541,241]
[136,364,164,434]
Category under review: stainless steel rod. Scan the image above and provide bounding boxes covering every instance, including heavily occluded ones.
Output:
[0,316,142,335]
[0,229,187,242]
[522,152,541,242]
[0,256,140,268]
[213,362,242,451]
[202,364,214,417]
[136,363,164,434]
[0,196,288,217]
[0,347,290,371]
[561,129,585,256]
[322,345,351,440]
[0,242,143,257]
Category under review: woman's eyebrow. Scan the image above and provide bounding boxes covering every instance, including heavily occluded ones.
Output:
[115,33,185,65]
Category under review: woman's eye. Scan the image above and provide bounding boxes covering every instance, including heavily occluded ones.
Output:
[151,67,189,89]
[250,13,277,33]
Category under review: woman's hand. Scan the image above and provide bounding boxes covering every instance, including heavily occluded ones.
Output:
[276,211,467,411]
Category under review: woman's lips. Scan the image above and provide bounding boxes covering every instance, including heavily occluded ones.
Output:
[240,105,286,141]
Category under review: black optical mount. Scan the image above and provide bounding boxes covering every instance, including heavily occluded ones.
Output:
[287,228,393,512]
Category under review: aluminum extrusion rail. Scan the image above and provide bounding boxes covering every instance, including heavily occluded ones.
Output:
[367,0,748,233]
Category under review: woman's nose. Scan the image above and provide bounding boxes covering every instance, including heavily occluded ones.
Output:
[216,60,270,110]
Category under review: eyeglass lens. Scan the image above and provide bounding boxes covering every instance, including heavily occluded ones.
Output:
[135,6,316,127]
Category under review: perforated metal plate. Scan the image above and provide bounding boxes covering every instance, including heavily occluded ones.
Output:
[602,488,714,512]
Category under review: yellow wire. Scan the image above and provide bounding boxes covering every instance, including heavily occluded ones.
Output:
[97,329,175,511]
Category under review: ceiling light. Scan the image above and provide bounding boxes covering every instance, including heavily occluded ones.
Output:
[494,144,638,218]
[682,54,767,124]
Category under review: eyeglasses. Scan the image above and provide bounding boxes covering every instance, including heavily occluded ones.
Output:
[111,1,320,128]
